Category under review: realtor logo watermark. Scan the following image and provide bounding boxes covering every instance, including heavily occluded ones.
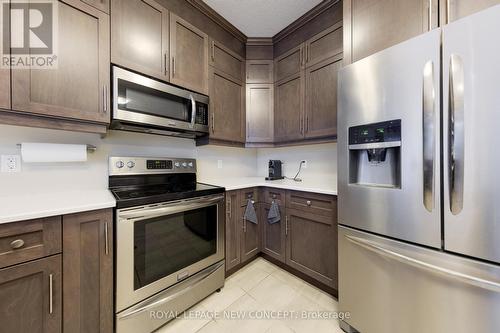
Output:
[1,0,58,68]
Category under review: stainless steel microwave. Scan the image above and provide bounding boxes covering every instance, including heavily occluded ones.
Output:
[111,66,209,138]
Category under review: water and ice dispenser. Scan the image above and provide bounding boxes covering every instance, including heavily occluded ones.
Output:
[348,120,402,188]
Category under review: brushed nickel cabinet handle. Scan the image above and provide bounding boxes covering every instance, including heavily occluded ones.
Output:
[211,113,215,133]
[446,0,450,24]
[211,41,215,61]
[164,53,168,76]
[102,85,108,113]
[285,216,289,236]
[306,200,312,206]
[104,221,109,255]
[242,217,246,232]
[306,115,309,133]
[49,274,53,314]
[272,194,277,199]
[172,57,176,77]
[10,239,25,249]
[428,0,432,31]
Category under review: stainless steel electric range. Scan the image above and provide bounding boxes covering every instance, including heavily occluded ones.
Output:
[109,156,225,333]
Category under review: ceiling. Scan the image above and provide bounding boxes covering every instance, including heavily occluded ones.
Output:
[202,0,324,37]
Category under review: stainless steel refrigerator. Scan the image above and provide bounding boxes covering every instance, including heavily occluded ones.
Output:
[338,5,500,333]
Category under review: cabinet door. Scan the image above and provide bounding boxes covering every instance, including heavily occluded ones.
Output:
[241,202,260,263]
[63,209,113,333]
[344,0,438,63]
[442,0,500,23]
[246,60,273,84]
[275,45,303,82]
[170,13,209,94]
[225,191,241,271]
[305,23,343,67]
[11,0,109,124]
[111,0,169,81]
[209,68,245,143]
[286,208,338,288]
[81,0,109,13]
[246,84,274,143]
[261,203,286,263]
[0,255,62,333]
[274,73,304,142]
[304,54,342,139]
[210,39,244,82]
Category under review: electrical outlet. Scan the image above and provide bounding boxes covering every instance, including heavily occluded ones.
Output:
[217,160,223,169]
[1,155,21,173]
[302,160,308,169]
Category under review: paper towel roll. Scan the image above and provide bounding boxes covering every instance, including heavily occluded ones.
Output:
[21,143,88,163]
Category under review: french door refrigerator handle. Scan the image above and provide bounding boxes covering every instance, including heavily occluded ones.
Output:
[345,235,500,293]
[422,60,436,212]
[449,54,465,215]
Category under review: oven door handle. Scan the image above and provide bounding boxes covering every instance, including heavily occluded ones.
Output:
[118,195,224,220]
[117,261,224,320]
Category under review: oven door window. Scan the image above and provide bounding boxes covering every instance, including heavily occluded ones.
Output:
[117,79,192,122]
[133,205,217,290]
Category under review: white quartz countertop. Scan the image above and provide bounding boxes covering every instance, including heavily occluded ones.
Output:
[0,190,116,224]
[200,177,337,195]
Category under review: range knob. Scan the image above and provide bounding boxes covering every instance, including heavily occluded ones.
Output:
[188,162,194,168]
[174,162,180,168]
[182,162,188,168]
[127,161,135,168]
[115,160,124,169]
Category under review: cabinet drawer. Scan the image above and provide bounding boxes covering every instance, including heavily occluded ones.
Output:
[262,188,286,206]
[286,191,336,216]
[0,216,62,269]
[240,188,259,206]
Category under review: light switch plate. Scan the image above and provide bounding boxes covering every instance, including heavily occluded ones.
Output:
[302,160,308,169]
[1,155,21,173]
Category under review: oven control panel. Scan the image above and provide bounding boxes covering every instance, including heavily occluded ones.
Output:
[109,157,196,175]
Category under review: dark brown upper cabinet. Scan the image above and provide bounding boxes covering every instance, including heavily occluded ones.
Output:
[210,39,245,83]
[170,13,209,95]
[11,0,110,125]
[246,84,274,144]
[275,44,303,82]
[246,60,273,84]
[209,67,245,143]
[111,0,169,81]
[81,0,109,13]
[441,0,500,23]
[304,23,343,67]
[63,209,113,333]
[343,0,438,64]
[274,72,304,143]
[304,54,342,139]
[0,255,62,333]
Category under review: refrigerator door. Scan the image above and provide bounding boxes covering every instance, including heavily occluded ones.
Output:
[339,225,500,333]
[443,5,500,264]
[338,30,441,248]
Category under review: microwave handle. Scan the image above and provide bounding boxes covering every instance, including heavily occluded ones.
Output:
[189,94,196,129]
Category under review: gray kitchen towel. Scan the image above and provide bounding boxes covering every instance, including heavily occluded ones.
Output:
[268,201,281,224]
[244,199,258,224]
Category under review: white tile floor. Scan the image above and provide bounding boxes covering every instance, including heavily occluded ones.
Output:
[157,258,344,333]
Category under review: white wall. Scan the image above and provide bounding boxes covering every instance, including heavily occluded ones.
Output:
[0,124,257,195]
[256,143,337,182]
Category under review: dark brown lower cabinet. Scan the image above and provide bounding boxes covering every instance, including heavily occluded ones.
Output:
[241,203,260,262]
[63,209,113,333]
[0,255,62,333]
[285,208,338,289]
[261,203,286,263]
[225,191,241,271]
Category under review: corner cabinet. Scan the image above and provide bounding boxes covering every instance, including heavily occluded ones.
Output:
[111,0,169,81]
[274,72,304,142]
[11,0,110,125]
[63,209,113,333]
[246,84,274,144]
[170,13,209,95]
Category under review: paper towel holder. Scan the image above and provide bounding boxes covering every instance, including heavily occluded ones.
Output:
[16,144,97,152]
